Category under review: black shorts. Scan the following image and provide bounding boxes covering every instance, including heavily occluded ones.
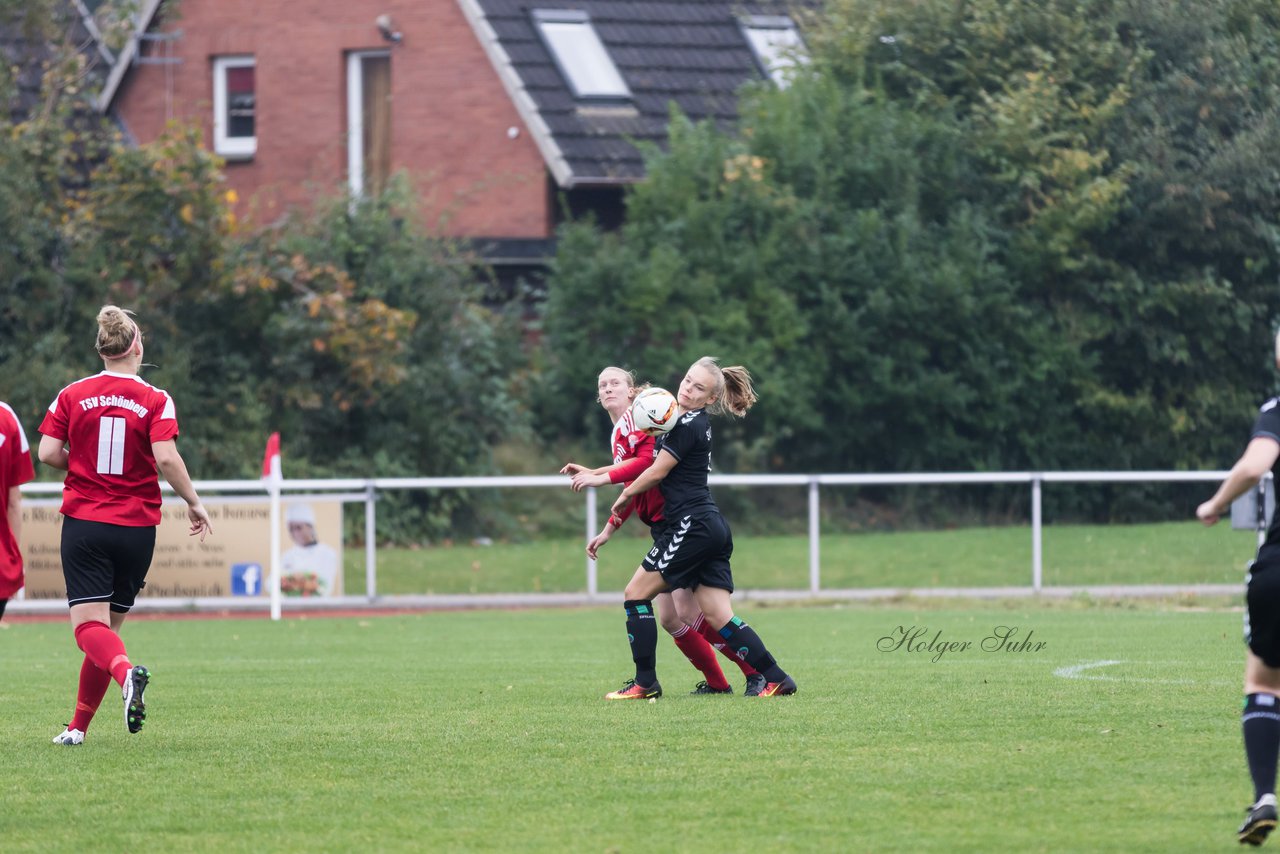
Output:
[642,512,734,593]
[61,516,156,613]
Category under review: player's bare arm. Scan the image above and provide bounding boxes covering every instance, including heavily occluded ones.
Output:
[7,485,20,551]
[153,439,213,540]
[585,524,614,559]
[1197,436,1280,525]
[611,450,678,516]
[566,458,646,491]
[37,435,69,471]
[562,459,625,476]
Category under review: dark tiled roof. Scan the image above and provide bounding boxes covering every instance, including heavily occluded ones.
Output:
[463,0,812,186]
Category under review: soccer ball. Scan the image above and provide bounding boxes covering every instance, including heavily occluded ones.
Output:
[631,387,680,435]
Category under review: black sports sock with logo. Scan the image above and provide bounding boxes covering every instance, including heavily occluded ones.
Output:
[718,616,787,683]
[624,599,658,686]
[1244,693,1280,800]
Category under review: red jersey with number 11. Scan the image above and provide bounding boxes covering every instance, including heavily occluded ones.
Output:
[40,371,180,527]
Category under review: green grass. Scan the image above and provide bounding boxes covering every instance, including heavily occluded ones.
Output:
[0,601,1250,850]
[348,521,1257,595]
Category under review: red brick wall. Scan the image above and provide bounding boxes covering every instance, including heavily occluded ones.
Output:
[112,0,551,237]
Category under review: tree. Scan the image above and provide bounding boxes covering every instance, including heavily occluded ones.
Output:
[540,0,1280,515]
[0,0,133,433]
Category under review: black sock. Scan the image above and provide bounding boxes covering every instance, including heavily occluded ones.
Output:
[1244,693,1280,801]
[624,600,658,686]
[718,616,786,682]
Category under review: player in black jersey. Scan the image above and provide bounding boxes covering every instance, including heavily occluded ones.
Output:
[603,356,796,700]
[1197,332,1280,845]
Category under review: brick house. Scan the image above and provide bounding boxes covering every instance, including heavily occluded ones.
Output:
[99,0,808,280]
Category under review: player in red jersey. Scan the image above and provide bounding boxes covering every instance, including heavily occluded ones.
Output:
[561,366,765,697]
[0,400,36,622]
[38,305,212,745]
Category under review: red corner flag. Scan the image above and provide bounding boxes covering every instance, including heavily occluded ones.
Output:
[262,432,281,481]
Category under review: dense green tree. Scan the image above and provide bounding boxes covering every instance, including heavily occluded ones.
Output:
[540,0,1280,497]
[1090,0,1280,466]
[540,114,811,469]
[0,2,150,440]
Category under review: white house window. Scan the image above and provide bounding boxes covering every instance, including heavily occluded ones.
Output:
[742,16,806,88]
[347,50,392,199]
[533,9,629,100]
[213,56,256,159]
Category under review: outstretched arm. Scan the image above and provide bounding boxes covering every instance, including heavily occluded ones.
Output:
[1197,437,1280,525]
[567,452,656,491]
[562,460,623,478]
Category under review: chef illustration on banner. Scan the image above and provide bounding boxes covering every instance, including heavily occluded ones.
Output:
[280,502,340,597]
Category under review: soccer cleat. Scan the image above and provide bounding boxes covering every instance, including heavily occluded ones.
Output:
[754,675,798,697]
[1239,799,1278,846]
[744,673,767,697]
[123,665,149,734]
[604,679,662,700]
[52,727,85,746]
[690,680,733,695]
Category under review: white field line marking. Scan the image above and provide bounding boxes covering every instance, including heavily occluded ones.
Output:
[1052,659,1199,685]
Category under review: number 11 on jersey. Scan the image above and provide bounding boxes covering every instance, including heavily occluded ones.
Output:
[97,415,126,475]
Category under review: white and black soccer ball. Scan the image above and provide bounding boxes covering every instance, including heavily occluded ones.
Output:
[631,387,680,435]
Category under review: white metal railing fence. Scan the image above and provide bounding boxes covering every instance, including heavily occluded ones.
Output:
[18,470,1254,613]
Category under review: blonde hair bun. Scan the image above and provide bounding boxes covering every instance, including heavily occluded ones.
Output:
[95,305,140,359]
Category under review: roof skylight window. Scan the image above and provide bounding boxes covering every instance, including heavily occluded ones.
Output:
[533,9,630,100]
[742,15,806,88]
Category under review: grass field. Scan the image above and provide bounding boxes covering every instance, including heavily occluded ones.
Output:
[345,520,1259,595]
[0,599,1253,851]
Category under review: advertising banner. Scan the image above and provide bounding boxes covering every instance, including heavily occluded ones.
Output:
[21,499,344,600]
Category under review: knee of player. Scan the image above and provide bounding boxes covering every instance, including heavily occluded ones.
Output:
[672,601,703,628]
[658,612,684,634]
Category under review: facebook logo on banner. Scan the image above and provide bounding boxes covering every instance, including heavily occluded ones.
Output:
[230,563,263,596]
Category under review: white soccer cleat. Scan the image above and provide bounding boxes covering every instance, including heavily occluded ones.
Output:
[52,727,85,746]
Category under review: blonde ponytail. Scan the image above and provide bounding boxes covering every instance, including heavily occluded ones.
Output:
[694,356,758,418]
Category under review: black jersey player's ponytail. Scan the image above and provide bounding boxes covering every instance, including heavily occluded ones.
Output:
[694,356,758,418]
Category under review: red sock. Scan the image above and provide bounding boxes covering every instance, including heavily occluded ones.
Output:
[73,621,132,686]
[670,626,731,690]
[68,656,113,732]
[695,616,760,677]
